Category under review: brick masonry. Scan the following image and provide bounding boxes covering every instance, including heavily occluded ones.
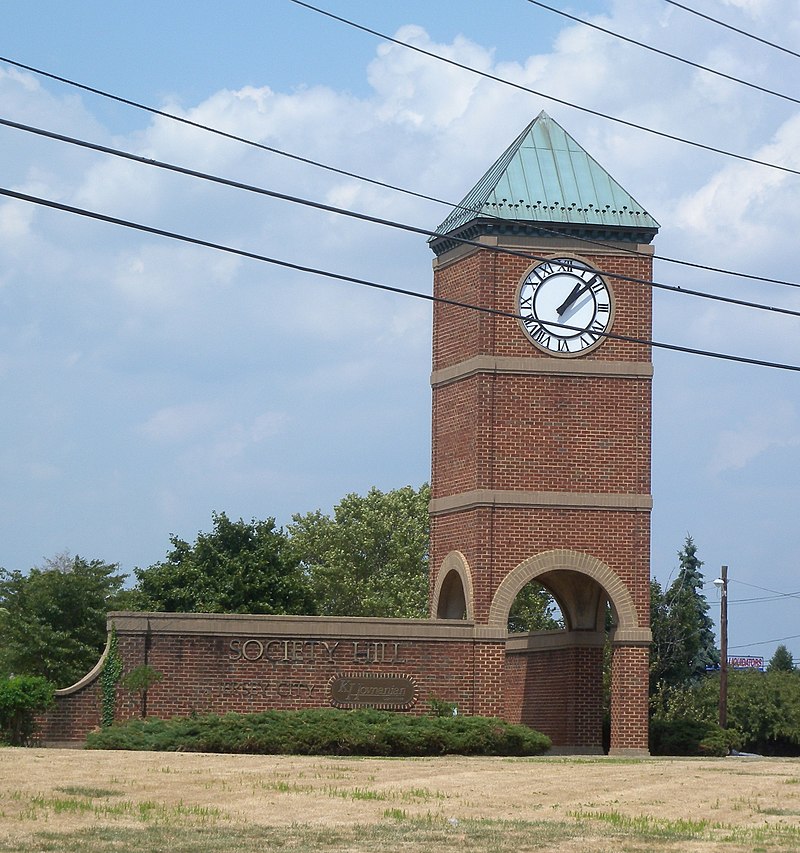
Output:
[39,236,654,755]
[38,613,509,743]
[429,236,654,755]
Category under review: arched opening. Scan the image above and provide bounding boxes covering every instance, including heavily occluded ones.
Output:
[430,551,474,621]
[437,570,467,619]
[494,549,644,754]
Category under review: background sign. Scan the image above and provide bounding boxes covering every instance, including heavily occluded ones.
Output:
[728,656,764,671]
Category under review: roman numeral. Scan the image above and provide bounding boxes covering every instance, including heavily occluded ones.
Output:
[558,339,570,353]
[597,302,610,313]
[531,326,551,348]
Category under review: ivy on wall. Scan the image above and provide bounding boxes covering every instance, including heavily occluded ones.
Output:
[99,628,122,728]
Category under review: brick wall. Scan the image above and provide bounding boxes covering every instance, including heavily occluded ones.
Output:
[609,643,650,754]
[38,612,625,753]
[504,638,604,751]
[429,237,653,754]
[431,506,650,627]
[38,613,508,743]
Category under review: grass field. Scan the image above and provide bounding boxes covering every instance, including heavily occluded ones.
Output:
[2,748,800,851]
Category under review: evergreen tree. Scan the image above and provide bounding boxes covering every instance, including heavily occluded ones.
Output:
[650,535,719,691]
[768,644,796,673]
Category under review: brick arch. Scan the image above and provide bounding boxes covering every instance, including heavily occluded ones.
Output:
[430,550,474,620]
[487,548,639,633]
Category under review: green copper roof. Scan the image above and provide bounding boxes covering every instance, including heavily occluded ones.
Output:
[431,111,659,251]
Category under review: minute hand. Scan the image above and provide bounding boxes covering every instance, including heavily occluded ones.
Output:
[556,282,588,316]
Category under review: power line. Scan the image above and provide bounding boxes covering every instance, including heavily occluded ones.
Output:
[0,55,445,210]
[730,633,800,650]
[5,115,800,324]
[663,0,800,61]
[730,594,799,605]
[3,183,800,373]
[3,56,800,294]
[730,579,800,601]
[286,0,800,179]
[524,0,800,107]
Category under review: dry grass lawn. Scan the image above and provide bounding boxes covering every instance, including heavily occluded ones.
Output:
[1,748,800,851]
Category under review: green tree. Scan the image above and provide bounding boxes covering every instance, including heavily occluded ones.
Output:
[0,675,55,745]
[0,553,128,686]
[768,644,796,673]
[507,581,562,633]
[287,485,429,618]
[132,512,314,614]
[650,535,719,691]
[652,669,800,755]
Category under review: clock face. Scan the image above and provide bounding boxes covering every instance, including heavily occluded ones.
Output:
[517,257,614,356]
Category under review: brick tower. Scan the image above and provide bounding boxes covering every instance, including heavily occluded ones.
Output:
[428,112,658,754]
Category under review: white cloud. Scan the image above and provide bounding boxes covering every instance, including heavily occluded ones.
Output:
[139,402,222,443]
[369,26,487,128]
[708,402,800,475]
[3,1,800,657]
[0,199,34,242]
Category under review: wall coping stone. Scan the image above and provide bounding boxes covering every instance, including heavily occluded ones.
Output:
[506,629,605,653]
[431,355,653,387]
[107,612,508,642]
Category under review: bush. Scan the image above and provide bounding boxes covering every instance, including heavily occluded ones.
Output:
[85,708,551,756]
[0,675,55,746]
[651,671,800,756]
[650,717,740,757]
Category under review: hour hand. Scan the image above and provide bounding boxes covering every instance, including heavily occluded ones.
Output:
[557,282,586,316]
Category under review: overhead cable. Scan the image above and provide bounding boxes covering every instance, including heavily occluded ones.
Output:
[663,0,800,61]
[729,632,800,650]
[5,115,800,322]
[3,55,800,292]
[3,184,800,373]
[524,0,800,107]
[731,579,800,601]
[286,0,800,179]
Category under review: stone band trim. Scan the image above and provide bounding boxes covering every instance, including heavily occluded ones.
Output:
[107,612,508,643]
[429,489,653,515]
[54,631,113,697]
[431,355,653,387]
[610,628,653,645]
[506,630,605,653]
[431,235,655,271]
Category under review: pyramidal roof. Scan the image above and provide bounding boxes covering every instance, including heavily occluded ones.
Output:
[431,111,659,253]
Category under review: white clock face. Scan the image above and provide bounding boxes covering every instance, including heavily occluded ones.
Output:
[517,257,614,356]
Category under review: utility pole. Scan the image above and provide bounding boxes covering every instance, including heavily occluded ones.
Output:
[714,566,728,729]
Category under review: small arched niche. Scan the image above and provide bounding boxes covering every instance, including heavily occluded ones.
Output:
[431,551,474,620]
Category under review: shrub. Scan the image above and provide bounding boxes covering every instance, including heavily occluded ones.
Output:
[651,670,800,756]
[0,675,55,746]
[85,708,551,756]
[650,717,739,757]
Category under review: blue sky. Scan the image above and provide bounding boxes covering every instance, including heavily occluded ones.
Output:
[2,0,799,663]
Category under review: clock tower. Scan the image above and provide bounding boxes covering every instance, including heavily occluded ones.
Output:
[428,112,658,754]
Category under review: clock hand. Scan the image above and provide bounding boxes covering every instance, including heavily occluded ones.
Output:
[556,282,588,317]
